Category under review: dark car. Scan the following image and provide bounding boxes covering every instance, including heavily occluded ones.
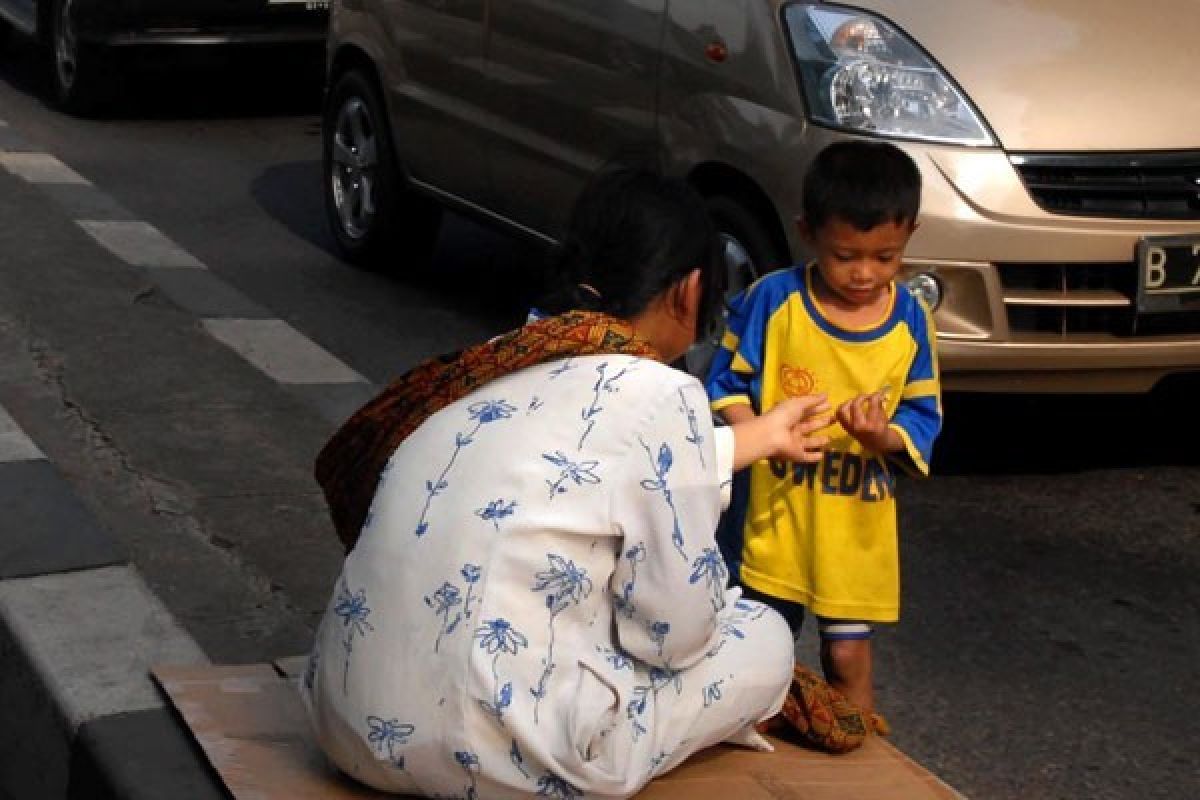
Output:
[0,0,329,113]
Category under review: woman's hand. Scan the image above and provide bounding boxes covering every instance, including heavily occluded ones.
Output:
[730,394,831,470]
[766,394,832,464]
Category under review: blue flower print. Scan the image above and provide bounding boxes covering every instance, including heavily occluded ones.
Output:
[510,739,531,779]
[476,498,518,530]
[614,542,646,619]
[533,554,594,612]
[416,399,516,537]
[455,750,480,800]
[649,665,683,695]
[702,679,725,708]
[425,581,463,653]
[648,620,671,657]
[627,686,651,741]
[549,359,577,379]
[627,665,683,744]
[578,362,635,450]
[596,645,633,671]
[705,598,768,659]
[470,399,518,424]
[530,554,593,722]
[637,437,687,561]
[542,451,602,499]
[334,580,375,695]
[367,716,415,769]
[475,618,529,655]
[678,388,706,469]
[537,772,583,800]
[461,564,482,619]
[476,618,529,721]
[688,547,729,612]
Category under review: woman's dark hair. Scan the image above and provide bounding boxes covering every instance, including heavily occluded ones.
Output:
[801,140,922,232]
[538,168,726,339]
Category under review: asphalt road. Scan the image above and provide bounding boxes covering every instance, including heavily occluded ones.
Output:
[0,45,1196,800]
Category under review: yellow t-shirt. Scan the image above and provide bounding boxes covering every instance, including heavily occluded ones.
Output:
[706,265,942,622]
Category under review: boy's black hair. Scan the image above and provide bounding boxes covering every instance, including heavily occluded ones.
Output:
[802,140,922,232]
[540,168,726,339]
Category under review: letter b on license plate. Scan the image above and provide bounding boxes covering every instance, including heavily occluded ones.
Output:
[1137,234,1200,313]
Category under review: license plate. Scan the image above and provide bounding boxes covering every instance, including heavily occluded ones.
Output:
[1136,234,1200,313]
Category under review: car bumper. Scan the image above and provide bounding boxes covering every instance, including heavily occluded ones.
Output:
[73,0,328,47]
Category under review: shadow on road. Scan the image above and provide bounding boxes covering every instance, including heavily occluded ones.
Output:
[0,35,322,119]
[251,158,548,334]
[938,373,1200,475]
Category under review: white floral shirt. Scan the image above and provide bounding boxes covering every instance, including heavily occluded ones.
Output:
[305,356,793,800]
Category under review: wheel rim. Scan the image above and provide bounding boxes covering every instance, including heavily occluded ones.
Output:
[721,233,757,297]
[683,232,761,377]
[54,0,78,92]
[330,96,379,241]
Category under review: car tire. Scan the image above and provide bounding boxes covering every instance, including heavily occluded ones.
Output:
[683,194,790,378]
[323,68,443,271]
[51,0,113,115]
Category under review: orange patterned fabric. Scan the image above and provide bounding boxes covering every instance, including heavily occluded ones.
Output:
[757,663,888,754]
[315,310,661,551]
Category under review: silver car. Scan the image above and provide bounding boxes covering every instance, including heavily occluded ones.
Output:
[322,0,1200,392]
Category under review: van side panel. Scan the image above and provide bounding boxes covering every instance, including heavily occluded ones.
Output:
[484,0,668,240]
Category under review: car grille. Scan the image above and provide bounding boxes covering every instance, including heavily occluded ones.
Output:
[1010,152,1200,220]
[997,262,1200,337]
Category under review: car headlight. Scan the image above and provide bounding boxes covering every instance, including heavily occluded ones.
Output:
[783,3,995,146]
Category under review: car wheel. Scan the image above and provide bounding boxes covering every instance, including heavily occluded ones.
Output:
[323,68,443,270]
[683,195,790,378]
[51,0,112,115]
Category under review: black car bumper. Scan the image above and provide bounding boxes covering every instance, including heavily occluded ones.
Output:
[72,0,328,46]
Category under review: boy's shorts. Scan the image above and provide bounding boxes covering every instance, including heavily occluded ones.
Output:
[739,585,873,641]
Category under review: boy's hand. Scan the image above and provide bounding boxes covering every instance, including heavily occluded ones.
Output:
[836,389,893,454]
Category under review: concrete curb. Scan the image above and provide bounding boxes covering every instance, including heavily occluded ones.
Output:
[0,403,224,799]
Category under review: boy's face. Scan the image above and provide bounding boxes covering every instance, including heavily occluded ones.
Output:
[803,216,916,309]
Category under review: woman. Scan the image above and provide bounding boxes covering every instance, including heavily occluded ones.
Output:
[304,171,832,799]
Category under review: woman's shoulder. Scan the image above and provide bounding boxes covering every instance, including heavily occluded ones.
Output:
[539,355,700,410]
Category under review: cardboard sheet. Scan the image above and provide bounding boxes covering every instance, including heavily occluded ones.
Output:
[152,663,962,800]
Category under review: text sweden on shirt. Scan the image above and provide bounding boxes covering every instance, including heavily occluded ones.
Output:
[768,450,896,502]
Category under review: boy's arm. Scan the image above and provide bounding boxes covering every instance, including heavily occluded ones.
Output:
[705,282,771,418]
[717,402,757,427]
[887,300,943,477]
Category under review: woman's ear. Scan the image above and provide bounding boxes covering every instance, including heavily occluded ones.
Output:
[670,268,704,323]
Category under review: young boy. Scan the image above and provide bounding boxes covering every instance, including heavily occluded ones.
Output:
[705,140,942,721]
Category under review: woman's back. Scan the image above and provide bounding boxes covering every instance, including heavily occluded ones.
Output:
[305,355,792,799]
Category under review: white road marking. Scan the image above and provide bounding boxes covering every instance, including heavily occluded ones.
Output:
[203,318,368,385]
[77,220,206,269]
[0,152,89,184]
[0,405,46,462]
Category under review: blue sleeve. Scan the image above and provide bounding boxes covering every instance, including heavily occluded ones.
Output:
[889,298,942,477]
[704,280,775,414]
